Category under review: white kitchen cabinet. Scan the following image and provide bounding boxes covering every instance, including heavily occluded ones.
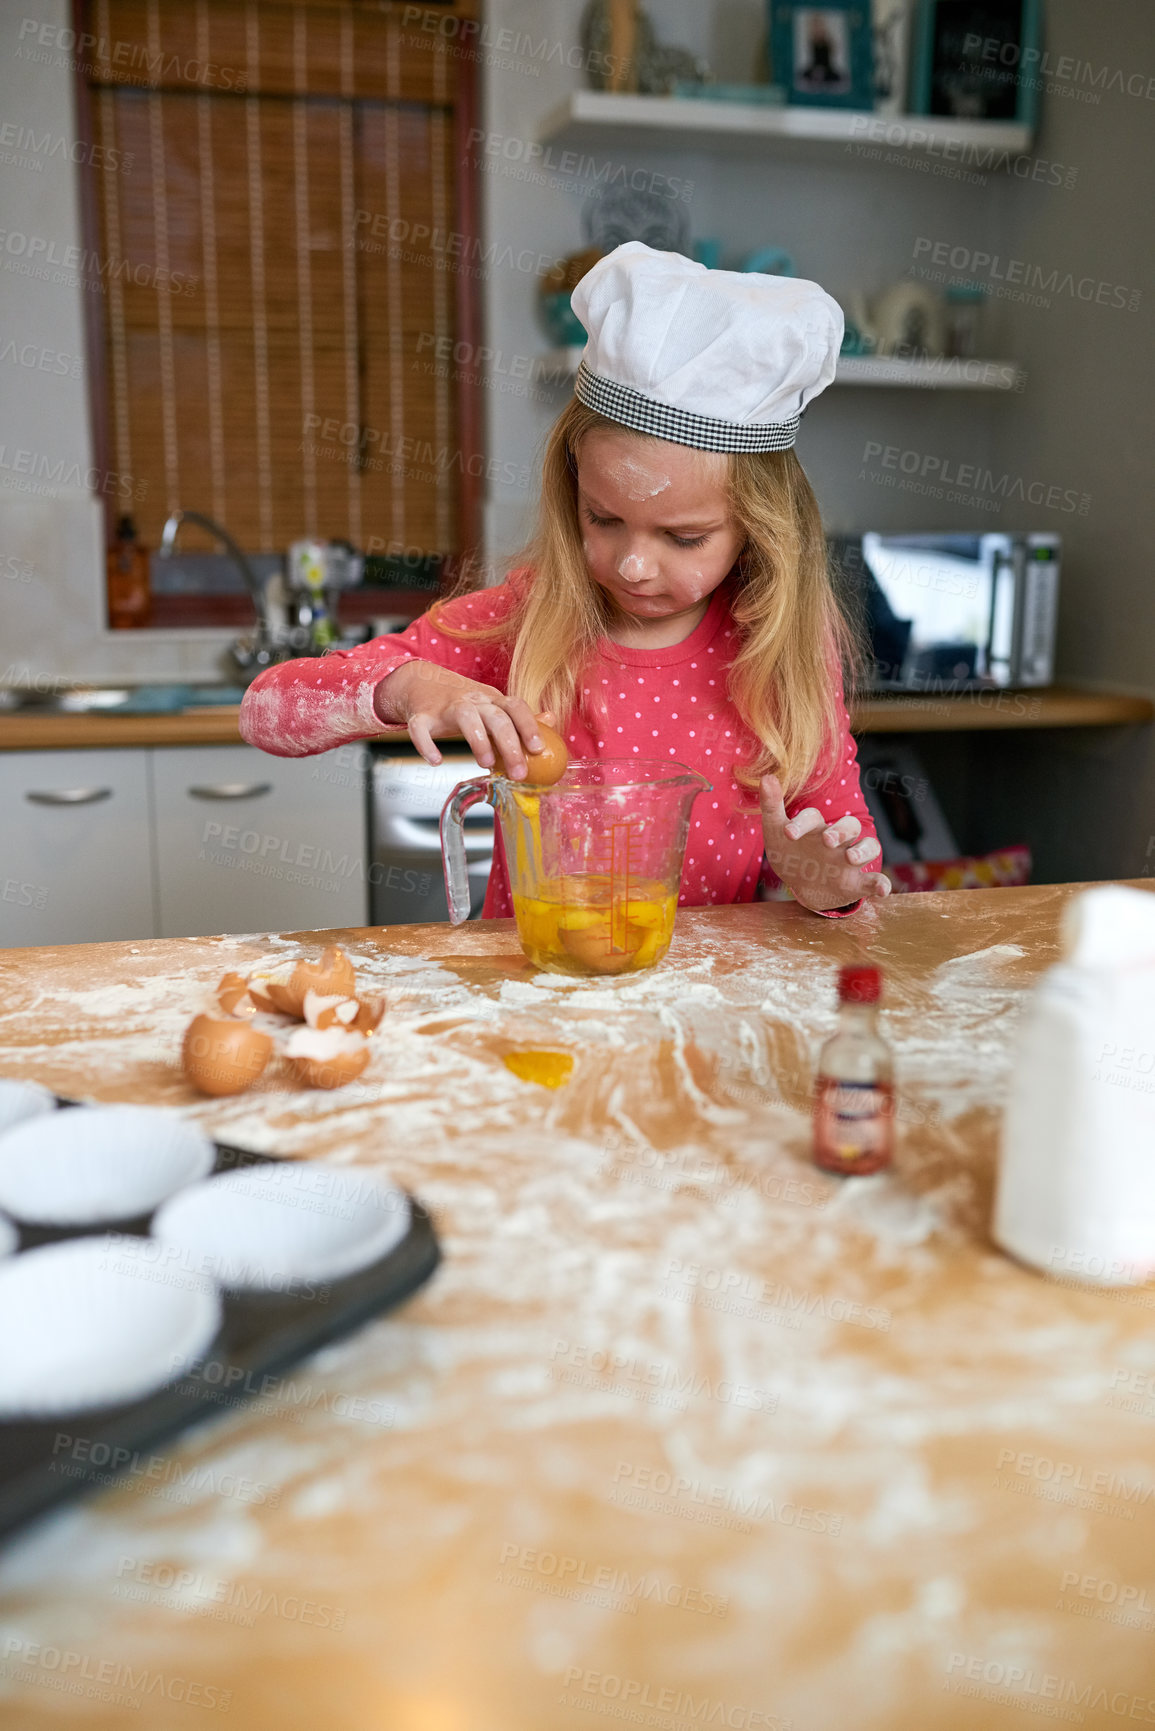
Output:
[0,748,155,947]
[151,745,368,938]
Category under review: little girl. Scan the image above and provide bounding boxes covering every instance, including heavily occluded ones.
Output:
[241,242,887,918]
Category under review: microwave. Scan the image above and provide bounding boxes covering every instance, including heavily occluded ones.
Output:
[832,532,1061,691]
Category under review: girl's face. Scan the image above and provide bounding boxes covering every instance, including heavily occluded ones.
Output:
[576,429,744,625]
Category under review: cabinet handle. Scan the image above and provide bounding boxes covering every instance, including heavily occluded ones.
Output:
[187,782,273,801]
[25,787,113,806]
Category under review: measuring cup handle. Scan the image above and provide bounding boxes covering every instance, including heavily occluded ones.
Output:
[440,776,491,926]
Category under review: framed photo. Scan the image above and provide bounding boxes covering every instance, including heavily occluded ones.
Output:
[769,2,874,109]
[909,0,1041,125]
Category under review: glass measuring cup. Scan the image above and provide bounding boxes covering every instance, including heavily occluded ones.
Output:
[441,761,711,975]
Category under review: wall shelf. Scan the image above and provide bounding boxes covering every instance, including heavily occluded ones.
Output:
[836,355,1023,390]
[538,91,1034,158]
[533,348,1024,392]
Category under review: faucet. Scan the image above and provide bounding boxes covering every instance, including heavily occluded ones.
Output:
[158,509,277,674]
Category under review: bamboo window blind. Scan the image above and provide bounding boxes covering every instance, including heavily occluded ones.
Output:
[82,0,478,559]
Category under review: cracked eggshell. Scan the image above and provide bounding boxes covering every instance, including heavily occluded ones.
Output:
[266,947,357,1020]
[183,1014,273,1097]
[303,991,385,1035]
[285,1026,370,1090]
[246,961,294,1014]
[303,990,359,1030]
[350,995,385,1035]
[217,971,257,1017]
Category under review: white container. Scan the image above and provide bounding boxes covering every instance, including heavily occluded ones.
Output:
[994,886,1155,1285]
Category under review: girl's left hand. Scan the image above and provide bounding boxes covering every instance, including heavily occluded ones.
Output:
[759,774,890,912]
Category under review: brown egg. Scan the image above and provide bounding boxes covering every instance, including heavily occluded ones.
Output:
[266,947,357,1020]
[285,1027,370,1090]
[183,1014,273,1096]
[492,717,568,787]
[217,971,256,1017]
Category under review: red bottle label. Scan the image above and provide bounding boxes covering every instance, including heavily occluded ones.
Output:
[813,1079,894,1175]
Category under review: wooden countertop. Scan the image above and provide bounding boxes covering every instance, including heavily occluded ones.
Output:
[1,887,1153,1730]
[0,683,1149,751]
[0,707,249,750]
[853,683,1155,733]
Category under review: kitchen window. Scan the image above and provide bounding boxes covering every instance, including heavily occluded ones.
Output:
[74,0,482,625]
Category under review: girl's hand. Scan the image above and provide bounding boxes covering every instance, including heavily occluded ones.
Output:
[374,660,555,781]
[759,773,890,912]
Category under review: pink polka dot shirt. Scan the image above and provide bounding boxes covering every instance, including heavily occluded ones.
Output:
[240,575,878,919]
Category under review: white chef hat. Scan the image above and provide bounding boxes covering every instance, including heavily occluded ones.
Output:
[570,241,843,453]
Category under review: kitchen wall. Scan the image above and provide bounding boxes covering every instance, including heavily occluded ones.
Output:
[478,0,1019,557]
[479,0,1154,881]
[0,0,244,686]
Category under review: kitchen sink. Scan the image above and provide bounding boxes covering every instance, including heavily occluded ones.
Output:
[0,684,247,716]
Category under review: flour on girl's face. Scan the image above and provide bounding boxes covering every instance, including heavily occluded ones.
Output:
[577,430,743,640]
[617,552,659,584]
[609,454,672,501]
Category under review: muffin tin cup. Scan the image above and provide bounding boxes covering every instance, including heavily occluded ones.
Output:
[0,1105,215,1228]
[0,1236,223,1419]
[152,1163,412,1293]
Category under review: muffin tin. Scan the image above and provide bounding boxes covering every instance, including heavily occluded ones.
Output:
[0,1094,439,1541]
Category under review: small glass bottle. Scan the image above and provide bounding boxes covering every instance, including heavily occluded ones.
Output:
[106,514,151,629]
[813,965,894,1176]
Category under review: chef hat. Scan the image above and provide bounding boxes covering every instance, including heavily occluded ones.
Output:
[570,241,843,453]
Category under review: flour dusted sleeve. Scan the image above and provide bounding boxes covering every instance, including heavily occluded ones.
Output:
[239,580,523,759]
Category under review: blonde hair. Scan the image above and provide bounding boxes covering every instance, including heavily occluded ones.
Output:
[433,398,858,800]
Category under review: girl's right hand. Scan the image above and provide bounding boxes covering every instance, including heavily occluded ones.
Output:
[373,660,553,781]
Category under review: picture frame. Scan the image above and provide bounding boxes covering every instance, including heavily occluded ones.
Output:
[768,1,875,110]
[909,0,1041,126]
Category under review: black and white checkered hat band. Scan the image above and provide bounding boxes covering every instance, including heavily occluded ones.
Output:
[574,360,800,453]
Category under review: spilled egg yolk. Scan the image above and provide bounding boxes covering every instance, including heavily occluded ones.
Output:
[503,1050,574,1089]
